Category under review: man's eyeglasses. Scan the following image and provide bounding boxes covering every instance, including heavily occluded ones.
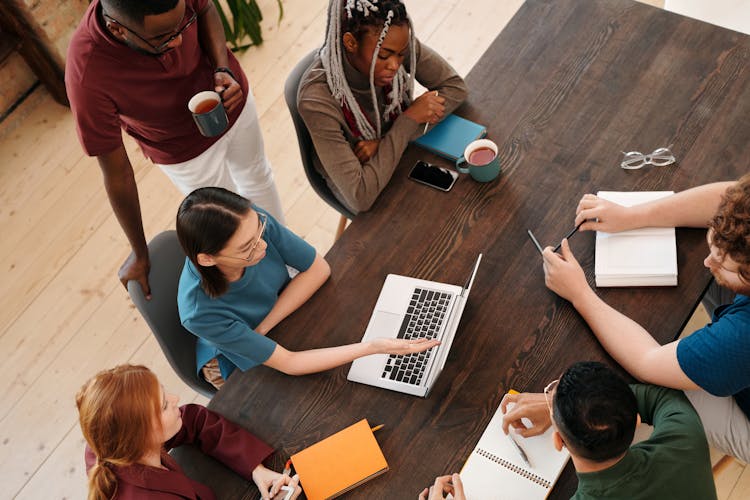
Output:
[544,378,559,415]
[620,146,676,170]
[220,213,267,262]
[103,6,197,54]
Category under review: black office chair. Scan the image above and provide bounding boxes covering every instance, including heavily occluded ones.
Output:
[284,49,355,240]
[127,230,216,399]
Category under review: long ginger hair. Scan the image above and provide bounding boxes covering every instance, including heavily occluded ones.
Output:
[76,364,162,500]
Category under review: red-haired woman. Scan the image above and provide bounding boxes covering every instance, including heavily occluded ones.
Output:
[76,364,300,499]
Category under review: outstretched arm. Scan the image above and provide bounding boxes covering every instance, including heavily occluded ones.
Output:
[542,239,700,390]
[97,145,151,298]
[255,254,331,335]
[575,181,733,233]
[264,338,440,376]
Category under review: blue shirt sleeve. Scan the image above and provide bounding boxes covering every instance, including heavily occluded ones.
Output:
[677,295,750,396]
[256,206,316,272]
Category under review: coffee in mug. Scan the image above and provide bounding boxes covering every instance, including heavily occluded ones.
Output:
[188,91,228,137]
[458,139,501,182]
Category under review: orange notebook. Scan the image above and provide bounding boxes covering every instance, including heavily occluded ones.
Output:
[291,419,388,500]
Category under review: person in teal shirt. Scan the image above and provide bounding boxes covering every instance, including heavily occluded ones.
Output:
[176,187,439,389]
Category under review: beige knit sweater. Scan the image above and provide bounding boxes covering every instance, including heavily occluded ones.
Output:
[298,39,468,214]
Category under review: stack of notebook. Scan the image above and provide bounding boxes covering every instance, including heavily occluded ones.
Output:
[594,191,677,287]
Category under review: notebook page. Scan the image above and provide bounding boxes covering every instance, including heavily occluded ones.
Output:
[459,403,570,499]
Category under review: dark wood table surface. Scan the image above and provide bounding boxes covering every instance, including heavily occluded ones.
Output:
[207,0,750,497]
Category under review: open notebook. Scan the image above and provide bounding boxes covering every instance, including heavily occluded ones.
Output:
[458,403,569,499]
[595,191,677,287]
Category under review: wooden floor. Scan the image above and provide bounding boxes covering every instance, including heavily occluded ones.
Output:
[0,0,747,498]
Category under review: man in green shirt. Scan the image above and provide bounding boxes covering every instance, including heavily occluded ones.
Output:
[501,362,716,499]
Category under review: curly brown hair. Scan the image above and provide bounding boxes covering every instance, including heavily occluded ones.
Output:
[709,174,750,283]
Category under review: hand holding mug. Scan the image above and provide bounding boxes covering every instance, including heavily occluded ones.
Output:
[214,70,243,114]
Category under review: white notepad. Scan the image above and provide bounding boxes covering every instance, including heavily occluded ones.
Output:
[595,191,677,287]
[458,403,570,499]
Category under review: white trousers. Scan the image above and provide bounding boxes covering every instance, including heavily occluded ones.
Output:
[157,90,285,223]
[685,388,750,463]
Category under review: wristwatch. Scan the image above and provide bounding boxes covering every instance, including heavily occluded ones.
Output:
[214,66,237,81]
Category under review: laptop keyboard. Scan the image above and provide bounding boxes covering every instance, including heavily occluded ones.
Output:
[381,288,452,386]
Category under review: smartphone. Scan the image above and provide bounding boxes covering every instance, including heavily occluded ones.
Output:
[408,160,458,192]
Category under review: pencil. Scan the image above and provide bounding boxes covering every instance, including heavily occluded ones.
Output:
[527,229,544,254]
[370,424,385,433]
[552,220,585,253]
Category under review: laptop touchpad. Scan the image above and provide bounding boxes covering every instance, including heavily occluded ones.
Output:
[370,311,403,338]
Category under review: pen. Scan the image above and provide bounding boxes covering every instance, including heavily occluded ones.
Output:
[552,220,585,253]
[283,458,292,476]
[423,90,439,135]
[527,229,543,254]
[508,432,533,468]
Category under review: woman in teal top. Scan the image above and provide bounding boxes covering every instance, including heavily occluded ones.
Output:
[176,187,438,389]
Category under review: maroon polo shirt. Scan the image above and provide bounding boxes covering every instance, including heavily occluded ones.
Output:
[65,0,249,164]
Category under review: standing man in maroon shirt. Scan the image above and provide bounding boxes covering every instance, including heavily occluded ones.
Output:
[66,0,285,298]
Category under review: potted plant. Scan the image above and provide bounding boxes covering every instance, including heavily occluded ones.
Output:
[213,0,283,51]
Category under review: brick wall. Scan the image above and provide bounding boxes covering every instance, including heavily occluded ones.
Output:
[0,0,87,116]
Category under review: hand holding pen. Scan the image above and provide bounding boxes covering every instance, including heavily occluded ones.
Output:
[500,391,552,438]
[404,90,445,134]
[527,220,585,256]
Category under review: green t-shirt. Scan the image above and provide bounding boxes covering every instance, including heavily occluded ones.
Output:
[572,384,716,500]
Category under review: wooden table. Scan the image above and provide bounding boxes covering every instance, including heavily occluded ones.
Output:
[207,0,750,497]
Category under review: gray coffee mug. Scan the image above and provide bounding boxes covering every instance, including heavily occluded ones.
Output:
[188,91,228,137]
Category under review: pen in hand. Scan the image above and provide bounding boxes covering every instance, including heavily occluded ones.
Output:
[552,220,585,253]
[422,90,439,135]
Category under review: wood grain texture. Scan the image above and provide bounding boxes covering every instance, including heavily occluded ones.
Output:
[208,0,750,498]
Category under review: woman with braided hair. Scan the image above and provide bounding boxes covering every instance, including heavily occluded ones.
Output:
[298,0,468,213]
[76,364,301,499]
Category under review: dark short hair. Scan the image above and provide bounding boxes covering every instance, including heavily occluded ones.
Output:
[552,362,637,462]
[101,0,180,27]
[342,0,409,41]
[176,187,252,298]
[710,174,750,282]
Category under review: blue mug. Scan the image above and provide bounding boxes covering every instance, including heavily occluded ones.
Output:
[457,139,501,182]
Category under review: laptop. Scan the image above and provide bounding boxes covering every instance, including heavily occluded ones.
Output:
[347,254,482,397]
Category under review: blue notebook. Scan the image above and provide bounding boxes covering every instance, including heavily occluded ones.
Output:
[412,114,487,166]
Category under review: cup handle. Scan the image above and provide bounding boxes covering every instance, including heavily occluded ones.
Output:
[456,156,469,174]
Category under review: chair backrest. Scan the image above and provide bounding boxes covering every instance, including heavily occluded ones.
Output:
[127,231,216,398]
[284,49,356,220]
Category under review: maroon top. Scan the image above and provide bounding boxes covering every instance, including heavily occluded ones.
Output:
[84,404,273,499]
[65,0,249,164]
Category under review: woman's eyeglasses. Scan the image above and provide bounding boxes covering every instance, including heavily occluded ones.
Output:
[220,213,268,262]
[620,146,676,170]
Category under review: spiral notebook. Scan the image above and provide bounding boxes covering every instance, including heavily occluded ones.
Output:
[458,402,570,499]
